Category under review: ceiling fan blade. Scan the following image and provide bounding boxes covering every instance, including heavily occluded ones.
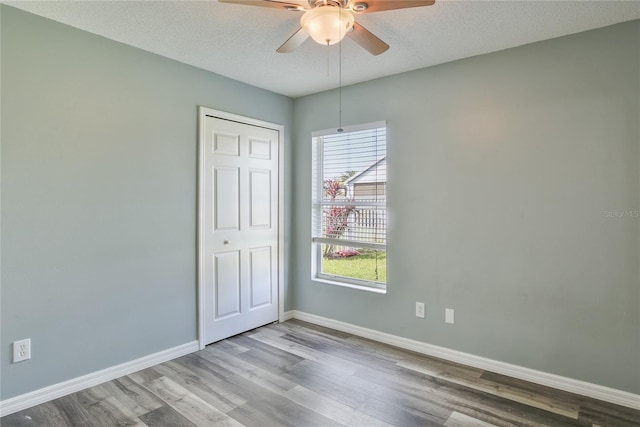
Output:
[348,0,435,14]
[219,0,308,11]
[347,22,389,55]
[277,27,310,53]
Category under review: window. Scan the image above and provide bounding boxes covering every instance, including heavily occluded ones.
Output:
[312,122,387,292]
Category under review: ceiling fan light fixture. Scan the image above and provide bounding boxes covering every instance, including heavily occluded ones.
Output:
[300,6,355,45]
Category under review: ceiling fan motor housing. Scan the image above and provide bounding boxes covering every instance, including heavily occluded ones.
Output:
[310,0,349,8]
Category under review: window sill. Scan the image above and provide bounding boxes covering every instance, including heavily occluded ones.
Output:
[312,277,387,294]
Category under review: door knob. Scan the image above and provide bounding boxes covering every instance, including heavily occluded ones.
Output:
[223,240,230,245]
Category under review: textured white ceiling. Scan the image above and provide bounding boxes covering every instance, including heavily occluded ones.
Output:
[6,1,640,98]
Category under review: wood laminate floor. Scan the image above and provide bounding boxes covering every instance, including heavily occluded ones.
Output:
[2,320,639,427]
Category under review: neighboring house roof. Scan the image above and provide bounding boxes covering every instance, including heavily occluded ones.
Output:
[345,157,387,185]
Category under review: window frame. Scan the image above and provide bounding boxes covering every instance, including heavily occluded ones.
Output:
[311,121,387,293]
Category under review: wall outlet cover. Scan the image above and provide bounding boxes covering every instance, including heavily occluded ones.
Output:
[416,302,425,318]
[445,308,455,324]
[13,339,31,363]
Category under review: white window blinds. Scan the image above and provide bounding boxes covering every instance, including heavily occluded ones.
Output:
[312,123,387,251]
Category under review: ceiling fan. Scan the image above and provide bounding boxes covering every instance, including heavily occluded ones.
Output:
[219,0,435,55]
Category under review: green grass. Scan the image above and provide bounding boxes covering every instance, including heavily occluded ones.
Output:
[322,251,386,283]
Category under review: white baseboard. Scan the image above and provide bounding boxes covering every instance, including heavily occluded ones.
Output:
[4,315,638,416]
[0,341,199,417]
[281,310,294,321]
[289,310,640,410]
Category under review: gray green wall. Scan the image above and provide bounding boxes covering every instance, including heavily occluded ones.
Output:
[292,20,640,393]
[1,5,293,400]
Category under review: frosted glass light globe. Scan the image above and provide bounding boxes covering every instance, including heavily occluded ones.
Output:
[301,7,354,46]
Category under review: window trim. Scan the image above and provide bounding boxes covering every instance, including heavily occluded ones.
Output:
[311,121,387,292]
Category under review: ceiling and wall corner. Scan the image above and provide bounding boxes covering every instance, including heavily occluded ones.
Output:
[4,0,640,98]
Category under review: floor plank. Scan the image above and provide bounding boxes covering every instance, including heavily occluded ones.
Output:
[99,376,165,417]
[246,328,362,375]
[444,411,500,427]
[577,397,640,427]
[0,402,70,427]
[356,363,589,427]
[74,386,147,427]
[198,345,299,394]
[138,406,196,427]
[283,385,394,427]
[399,359,581,418]
[152,359,247,413]
[137,376,243,427]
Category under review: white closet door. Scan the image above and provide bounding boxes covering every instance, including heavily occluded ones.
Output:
[202,115,279,344]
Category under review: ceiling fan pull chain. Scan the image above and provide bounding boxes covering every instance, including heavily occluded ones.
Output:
[338,31,343,133]
[327,43,330,77]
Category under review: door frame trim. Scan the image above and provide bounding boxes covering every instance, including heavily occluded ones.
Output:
[197,107,285,350]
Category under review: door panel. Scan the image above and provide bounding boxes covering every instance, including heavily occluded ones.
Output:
[214,132,240,156]
[214,251,241,319]
[249,246,273,309]
[202,115,279,344]
[249,169,271,228]
[214,167,240,231]
[249,138,271,159]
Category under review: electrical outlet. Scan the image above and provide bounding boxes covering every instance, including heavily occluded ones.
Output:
[445,308,455,324]
[415,302,425,318]
[13,339,31,363]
